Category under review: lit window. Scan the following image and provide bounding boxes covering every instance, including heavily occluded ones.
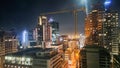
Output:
[99,34,102,36]
[5,64,6,67]
[98,19,102,22]
[113,16,115,18]
[104,34,106,36]
[90,20,92,22]
[108,20,111,22]
[116,13,118,15]
[90,28,92,30]
[116,22,118,24]
[11,65,13,67]
[108,15,111,17]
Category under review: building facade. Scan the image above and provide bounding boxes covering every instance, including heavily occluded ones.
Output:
[85,10,104,46]
[103,11,119,55]
[85,9,119,55]
[80,45,111,68]
[33,16,52,46]
[49,21,59,44]
[0,30,18,68]
[4,48,65,68]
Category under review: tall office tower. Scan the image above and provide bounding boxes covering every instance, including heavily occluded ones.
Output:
[80,45,111,68]
[49,20,59,44]
[0,29,18,68]
[33,16,52,46]
[33,24,43,45]
[85,1,105,45]
[85,9,104,45]
[27,29,37,48]
[85,2,119,55]
[103,11,119,55]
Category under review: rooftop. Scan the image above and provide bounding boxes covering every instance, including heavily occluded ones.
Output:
[6,47,58,59]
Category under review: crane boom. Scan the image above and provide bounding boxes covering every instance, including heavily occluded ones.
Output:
[40,8,85,39]
[41,10,72,15]
[40,8,85,15]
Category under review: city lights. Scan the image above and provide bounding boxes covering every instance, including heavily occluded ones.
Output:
[48,18,54,22]
[0,0,120,68]
[104,0,111,10]
[104,0,111,6]
[22,30,29,49]
[79,34,85,48]
[22,30,28,43]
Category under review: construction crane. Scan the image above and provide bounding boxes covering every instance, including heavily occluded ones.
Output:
[40,8,85,39]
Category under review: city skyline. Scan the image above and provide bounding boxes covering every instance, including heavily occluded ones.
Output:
[0,0,120,68]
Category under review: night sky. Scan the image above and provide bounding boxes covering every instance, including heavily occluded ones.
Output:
[0,0,120,35]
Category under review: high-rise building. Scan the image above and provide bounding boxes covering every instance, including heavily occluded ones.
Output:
[85,9,104,45]
[4,48,66,68]
[103,11,119,55]
[0,30,18,68]
[80,45,111,68]
[49,21,59,44]
[28,29,37,48]
[33,24,43,45]
[85,8,119,55]
[33,16,52,46]
[0,30,18,54]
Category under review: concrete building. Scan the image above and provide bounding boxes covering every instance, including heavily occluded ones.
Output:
[0,31,18,55]
[47,44,63,53]
[0,30,18,68]
[85,9,119,55]
[85,9,104,45]
[103,11,119,55]
[4,48,65,68]
[33,16,52,46]
[80,45,111,68]
[58,35,69,51]
[49,21,59,44]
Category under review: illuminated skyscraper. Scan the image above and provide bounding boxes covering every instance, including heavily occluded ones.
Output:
[0,29,18,68]
[85,10,104,45]
[85,2,105,45]
[49,20,59,44]
[103,11,119,55]
[33,16,52,46]
[85,4,119,55]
